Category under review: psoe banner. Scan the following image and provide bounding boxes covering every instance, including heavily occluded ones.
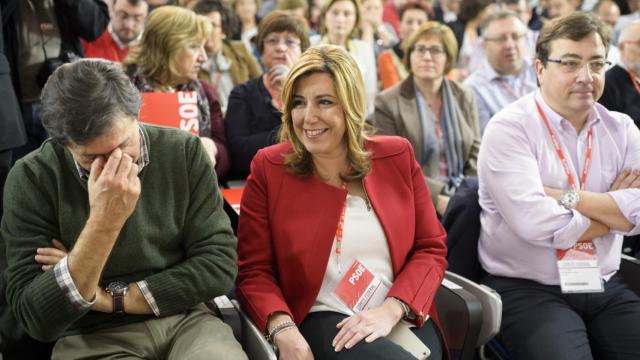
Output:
[139,91,199,135]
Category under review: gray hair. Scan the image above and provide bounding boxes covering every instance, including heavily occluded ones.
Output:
[40,59,141,145]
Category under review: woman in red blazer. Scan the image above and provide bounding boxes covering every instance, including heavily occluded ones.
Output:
[236,45,448,359]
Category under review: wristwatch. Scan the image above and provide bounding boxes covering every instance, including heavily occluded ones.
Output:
[558,190,580,209]
[105,281,129,315]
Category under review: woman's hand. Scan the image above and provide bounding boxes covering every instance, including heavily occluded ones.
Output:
[332,298,404,352]
[275,327,314,360]
[35,239,68,271]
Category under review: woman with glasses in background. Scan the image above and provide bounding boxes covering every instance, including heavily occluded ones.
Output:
[378,0,431,90]
[224,11,309,179]
[194,0,262,113]
[373,22,480,216]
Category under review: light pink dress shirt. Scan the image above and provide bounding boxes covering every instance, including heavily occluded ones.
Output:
[478,90,640,285]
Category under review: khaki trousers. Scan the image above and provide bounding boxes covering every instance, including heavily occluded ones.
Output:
[52,303,247,360]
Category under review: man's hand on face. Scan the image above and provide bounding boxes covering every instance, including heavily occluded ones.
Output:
[86,148,141,232]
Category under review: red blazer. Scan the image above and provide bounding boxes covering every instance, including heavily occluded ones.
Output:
[235,135,448,331]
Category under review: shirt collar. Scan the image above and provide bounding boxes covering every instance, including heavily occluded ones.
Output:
[485,58,531,82]
[441,5,458,23]
[74,125,150,181]
[108,22,142,49]
[534,90,600,132]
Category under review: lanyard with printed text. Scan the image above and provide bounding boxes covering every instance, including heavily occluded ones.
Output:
[335,182,348,274]
[535,100,593,191]
[536,101,603,293]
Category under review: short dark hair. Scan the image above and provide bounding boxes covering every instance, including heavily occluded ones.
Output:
[193,0,240,40]
[458,0,493,25]
[113,0,146,6]
[40,59,141,145]
[398,0,432,21]
[255,10,309,54]
[535,12,611,65]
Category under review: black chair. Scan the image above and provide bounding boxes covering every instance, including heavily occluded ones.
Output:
[441,180,640,360]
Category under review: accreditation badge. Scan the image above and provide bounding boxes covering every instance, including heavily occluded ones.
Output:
[333,260,390,313]
[556,240,604,293]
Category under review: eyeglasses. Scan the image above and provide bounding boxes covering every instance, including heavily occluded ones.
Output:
[264,37,301,49]
[412,45,446,58]
[484,32,526,44]
[546,58,612,74]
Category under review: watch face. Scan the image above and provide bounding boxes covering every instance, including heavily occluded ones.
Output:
[106,281,129,295]
[562,191,579,208]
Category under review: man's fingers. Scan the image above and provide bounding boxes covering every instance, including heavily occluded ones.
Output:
[629,172,640,189]
[51,239,68,252]
[37,247,66,258]
[611,168,630,190]
[115,154,133,182]
[101,148,123,179]
[35,254,64,265]
[89,156,106,183]
[619,171,639,189]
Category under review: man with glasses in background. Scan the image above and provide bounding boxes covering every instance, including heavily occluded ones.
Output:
[599,20,640,125]
[83,0,149,63]
[464,11,537,133]
[478,13,640,359]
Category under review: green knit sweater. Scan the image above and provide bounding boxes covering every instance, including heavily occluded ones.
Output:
[1,125,237,342]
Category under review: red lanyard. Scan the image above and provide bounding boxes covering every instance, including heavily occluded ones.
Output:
[497,77,526,100]
[535,100,593,191]
[627,67,640,96]
[335,182,348,273]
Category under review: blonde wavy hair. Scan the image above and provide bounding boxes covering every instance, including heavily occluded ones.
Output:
[279,45,371,180]
[124,6,212,86]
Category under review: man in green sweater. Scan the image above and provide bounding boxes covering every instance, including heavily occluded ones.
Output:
[1,59,247,359]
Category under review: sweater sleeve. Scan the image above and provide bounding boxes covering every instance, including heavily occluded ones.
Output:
[143,136,237,316]
[2,162,91,342]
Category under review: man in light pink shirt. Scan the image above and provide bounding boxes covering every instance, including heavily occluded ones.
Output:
[478,12,640,359]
